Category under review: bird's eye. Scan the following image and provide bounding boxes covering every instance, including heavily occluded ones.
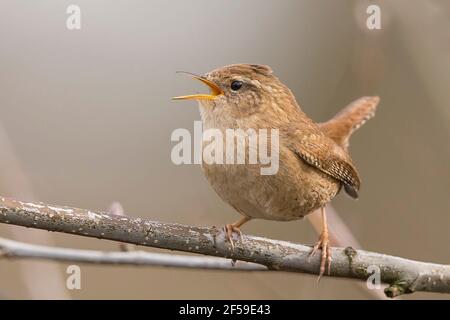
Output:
[230,80,243,91]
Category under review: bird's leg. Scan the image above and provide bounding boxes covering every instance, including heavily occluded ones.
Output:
[224,216,251,249]
[309,207,332,280]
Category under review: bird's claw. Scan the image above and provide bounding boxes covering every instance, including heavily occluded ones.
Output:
[309,231,332,281]
[224,223,243,250]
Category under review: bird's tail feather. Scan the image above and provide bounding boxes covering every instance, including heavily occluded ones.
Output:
[319,96,379,151]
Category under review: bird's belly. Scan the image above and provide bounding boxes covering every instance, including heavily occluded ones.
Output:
[202,154,340,221]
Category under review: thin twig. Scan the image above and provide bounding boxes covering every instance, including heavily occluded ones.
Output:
[0,237,266,271]
[0,197,449,298]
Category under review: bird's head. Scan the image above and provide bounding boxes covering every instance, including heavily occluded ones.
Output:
[173,64,299,119]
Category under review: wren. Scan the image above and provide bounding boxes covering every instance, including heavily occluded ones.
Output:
[174,64,379,278]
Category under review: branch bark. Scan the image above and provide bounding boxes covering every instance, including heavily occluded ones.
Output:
[0,197,449,298]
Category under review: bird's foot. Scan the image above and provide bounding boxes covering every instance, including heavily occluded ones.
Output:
[309,230,332,280]
[224,223,243,250]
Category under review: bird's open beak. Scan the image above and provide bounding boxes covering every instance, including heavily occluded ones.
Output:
[172,76,223,100]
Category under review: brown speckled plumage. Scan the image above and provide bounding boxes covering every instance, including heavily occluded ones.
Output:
[198,64,378,219]
[175,63,379,277]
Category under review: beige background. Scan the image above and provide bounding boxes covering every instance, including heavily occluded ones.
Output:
[0,0,449,299]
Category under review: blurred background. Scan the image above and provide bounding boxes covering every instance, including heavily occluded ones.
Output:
[0,0,449,299]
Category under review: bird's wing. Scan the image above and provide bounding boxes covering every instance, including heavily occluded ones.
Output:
[319,96,379,151]
[285,127,361,198]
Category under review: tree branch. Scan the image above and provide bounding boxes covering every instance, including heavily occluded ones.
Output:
[0,197,449,298]
[0,237,266,271]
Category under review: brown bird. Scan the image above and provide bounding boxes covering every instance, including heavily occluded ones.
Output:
[173,64,379,277]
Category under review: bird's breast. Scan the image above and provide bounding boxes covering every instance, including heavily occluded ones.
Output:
[201,141,340,221]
